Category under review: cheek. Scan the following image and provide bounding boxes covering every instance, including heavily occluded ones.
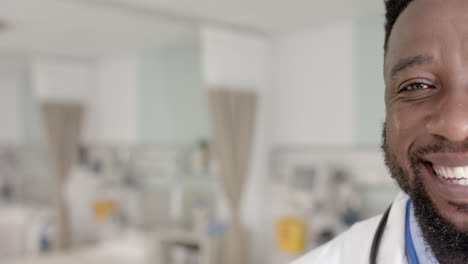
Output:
[386,107,424,167]
[388,114,412,142]
[386,116,406,160]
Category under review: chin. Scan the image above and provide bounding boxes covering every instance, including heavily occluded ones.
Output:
[435,200,468,231]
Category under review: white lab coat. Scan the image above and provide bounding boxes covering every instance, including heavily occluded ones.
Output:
[292,192,409,264]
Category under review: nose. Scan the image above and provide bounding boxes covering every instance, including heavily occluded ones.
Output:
[426,91,468,142]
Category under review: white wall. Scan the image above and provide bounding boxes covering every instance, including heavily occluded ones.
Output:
[0,56,26,145]
[32,58,93,103]
[355,19,385,146]
[202,27,271,90]
[94,56,140,144]
[140,40,209,144]
[271,22,357,146]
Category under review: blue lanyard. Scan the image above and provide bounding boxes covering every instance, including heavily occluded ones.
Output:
[405,200,419,264]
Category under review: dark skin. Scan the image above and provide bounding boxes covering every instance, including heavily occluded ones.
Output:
[385,0,468,234]
[383,2,468,262]
[380,1,468,262]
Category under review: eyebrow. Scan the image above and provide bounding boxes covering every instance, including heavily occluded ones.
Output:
[390,55,433,78]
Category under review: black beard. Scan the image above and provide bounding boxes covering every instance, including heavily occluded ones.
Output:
[381,123,468,264]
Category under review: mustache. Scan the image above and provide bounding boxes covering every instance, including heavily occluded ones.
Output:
[410,141,468,162]
[381,122,468,164]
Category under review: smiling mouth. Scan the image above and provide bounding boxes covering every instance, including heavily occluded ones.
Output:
[431,164,468,186]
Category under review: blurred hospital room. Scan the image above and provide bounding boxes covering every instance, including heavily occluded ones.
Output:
[0,0,398,263]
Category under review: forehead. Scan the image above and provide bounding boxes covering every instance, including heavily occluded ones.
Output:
[384,0,468,78]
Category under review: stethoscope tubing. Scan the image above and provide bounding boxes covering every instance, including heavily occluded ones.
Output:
[370,205,392,264]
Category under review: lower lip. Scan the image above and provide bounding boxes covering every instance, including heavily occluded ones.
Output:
[424,163,468,201]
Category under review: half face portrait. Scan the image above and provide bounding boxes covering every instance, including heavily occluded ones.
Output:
[383,0,468,262]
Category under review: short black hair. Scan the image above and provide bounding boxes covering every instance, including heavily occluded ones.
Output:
[384,0,413,52]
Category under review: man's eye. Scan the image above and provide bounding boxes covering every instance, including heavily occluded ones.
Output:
[399,82,431,92]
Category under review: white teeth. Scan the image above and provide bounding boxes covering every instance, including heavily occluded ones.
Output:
[455,167,465,178]
[448,168,456,178]
[433,165,468,186]
[443,167,450,177]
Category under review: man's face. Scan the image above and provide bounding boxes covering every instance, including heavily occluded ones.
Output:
[384,0,468,231]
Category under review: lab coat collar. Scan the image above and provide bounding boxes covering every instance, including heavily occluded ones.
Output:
[291,191,411,264]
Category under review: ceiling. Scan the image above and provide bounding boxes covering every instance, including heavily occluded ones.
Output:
[0,0,384,58]
[0,0,198,58]
[83,0,385,33]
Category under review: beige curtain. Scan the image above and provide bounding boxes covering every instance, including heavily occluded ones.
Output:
[41,102,84,250]
[209,89,257,264]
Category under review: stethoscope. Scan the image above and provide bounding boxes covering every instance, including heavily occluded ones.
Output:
[369,205,391,264]
[369,201,419,264]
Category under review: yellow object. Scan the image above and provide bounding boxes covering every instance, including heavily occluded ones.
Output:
[94,199,116,222]
[276,217,307,254]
